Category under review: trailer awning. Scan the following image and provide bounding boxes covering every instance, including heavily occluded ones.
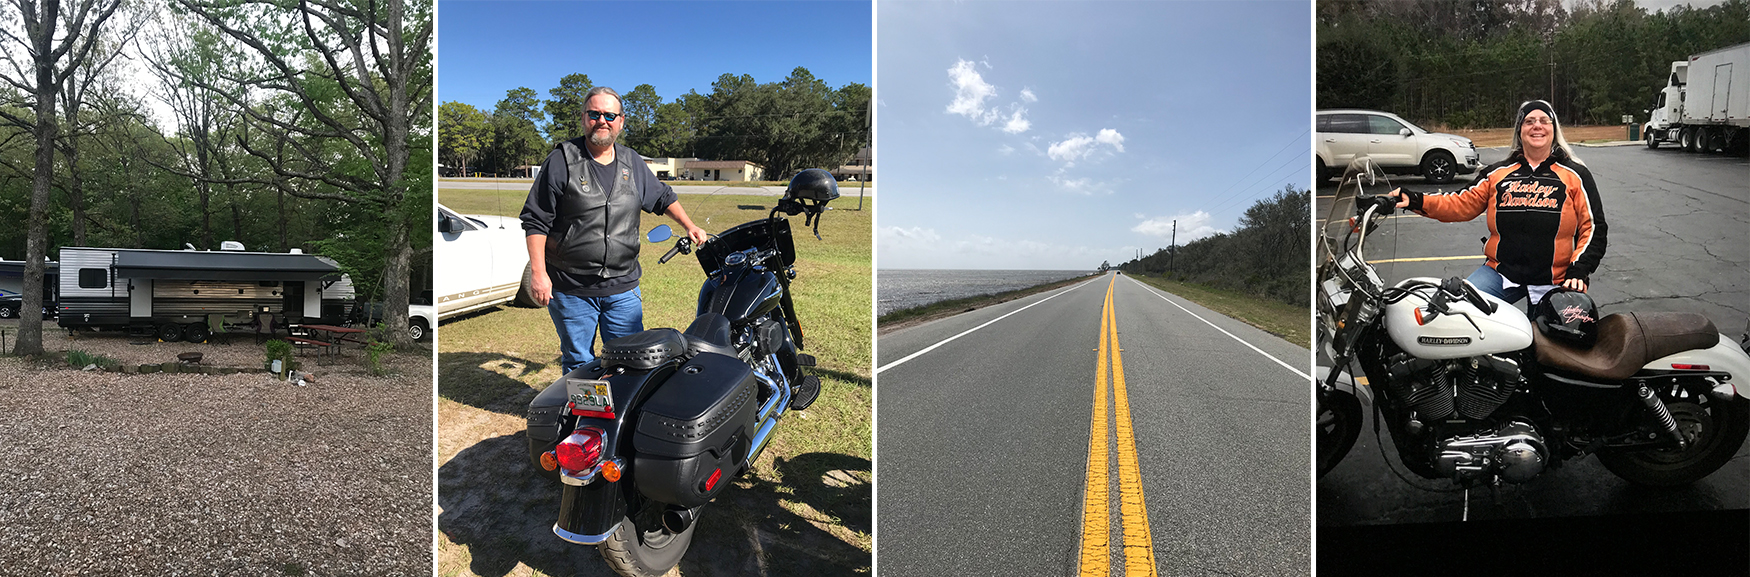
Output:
[113,250,342,281]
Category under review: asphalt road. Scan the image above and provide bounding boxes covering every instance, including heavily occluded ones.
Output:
[876,273,1310,576]
[1315,144,1750,525]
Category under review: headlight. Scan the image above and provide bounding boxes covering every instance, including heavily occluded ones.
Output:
[1450,138,1472,148]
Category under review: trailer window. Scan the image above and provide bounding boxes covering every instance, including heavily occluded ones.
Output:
[78,268,108,289]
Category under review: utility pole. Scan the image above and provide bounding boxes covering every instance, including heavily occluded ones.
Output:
[1168,219,1177,275]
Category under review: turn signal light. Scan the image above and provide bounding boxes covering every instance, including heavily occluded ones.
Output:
[600,460,621,482]
[1671,364,1710,371]
[539,451,559,471]
[555,427,605,472]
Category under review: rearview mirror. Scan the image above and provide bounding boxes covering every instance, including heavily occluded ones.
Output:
[1398,128,1412,137]
[647,224,673,243]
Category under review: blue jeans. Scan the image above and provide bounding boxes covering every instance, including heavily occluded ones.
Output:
[1465,265,1562,307]
[549,287,643,375]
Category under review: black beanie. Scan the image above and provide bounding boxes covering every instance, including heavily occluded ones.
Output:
[1517,100,1556,124]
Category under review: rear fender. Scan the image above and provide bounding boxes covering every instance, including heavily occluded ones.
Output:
[528,362,681,542]
[1641,334,1750,400]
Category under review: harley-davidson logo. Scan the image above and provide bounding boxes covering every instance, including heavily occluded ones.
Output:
[1558,305,1593,324]
[1418,336,1472,345]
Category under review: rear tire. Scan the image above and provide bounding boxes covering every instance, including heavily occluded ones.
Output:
[183,323,210,344]
[598,512,696,577]
[1599,395,1749,487]
[1421,150,1456,184]
[156,323,183,342]
[409,318,428,341]
[1680,127,1697,152]
[514,263,540,308]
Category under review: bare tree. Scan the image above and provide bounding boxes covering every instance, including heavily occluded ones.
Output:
[168,0,432,345]
[0,0,129,356]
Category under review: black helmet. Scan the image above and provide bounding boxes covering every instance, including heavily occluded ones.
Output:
[1534,288,1598,346]
[786,168,840,203]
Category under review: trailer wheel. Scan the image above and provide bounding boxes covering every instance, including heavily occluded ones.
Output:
[183,323,210,344]
[156,323,184,342]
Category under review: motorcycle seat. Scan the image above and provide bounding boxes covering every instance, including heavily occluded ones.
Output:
[1535,312,1719,381]
[601,328,689,370]
[683,313,739,358]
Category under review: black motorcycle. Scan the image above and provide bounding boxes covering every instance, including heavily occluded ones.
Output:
[1316,159,1750,516]
[524,169,839,576]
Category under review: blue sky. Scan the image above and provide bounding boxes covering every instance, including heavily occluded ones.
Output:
[437,1,872,113]
[876,1,1311,270]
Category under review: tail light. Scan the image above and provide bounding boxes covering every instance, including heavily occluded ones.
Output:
[555,427,605,472]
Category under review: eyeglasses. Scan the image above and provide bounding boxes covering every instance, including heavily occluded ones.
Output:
[586,110,621,122]
[1521,117,1554,127]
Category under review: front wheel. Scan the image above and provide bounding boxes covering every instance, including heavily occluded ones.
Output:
[598,512,696,577]
[409,318,428,341]
[1598,395,1749,487]
[0,304,15,319]
[1645,128,1659,149]
[1317,389,1363,479]
[1421,150,1456,184]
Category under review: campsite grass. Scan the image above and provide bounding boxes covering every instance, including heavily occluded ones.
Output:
[1127,273,1311,348]
[434,189,872,574]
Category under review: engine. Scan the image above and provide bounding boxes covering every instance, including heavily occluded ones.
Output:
[1384,353,1549,484]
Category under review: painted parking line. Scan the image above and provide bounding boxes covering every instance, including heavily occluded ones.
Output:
[1078,277,1158,577]
[874,277,1099,374]
[1366,255,1484,264]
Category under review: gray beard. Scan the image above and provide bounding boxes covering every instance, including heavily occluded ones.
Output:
[587,131,616,148]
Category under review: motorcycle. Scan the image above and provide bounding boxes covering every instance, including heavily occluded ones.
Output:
[1315,158,1750,515]
[523,169,840,576]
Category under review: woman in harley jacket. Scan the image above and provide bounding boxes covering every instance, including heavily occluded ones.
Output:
[1389,100,1607,306]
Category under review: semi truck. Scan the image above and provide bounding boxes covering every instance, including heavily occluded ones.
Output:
[1644,42,1749,153]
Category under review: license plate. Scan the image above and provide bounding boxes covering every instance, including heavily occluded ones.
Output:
[566,378,614,415]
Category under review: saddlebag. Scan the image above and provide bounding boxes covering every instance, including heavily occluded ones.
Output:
[632,351,760,507]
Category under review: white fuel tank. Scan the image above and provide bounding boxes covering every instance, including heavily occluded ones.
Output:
[1383,277,1535,359]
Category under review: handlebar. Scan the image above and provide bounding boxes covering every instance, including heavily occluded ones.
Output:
[659,237,693,264]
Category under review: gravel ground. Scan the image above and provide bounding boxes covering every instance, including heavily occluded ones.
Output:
[0,338,434,576]
[3,323,369,369]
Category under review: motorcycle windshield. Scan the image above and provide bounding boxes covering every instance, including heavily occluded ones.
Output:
[696,218,796,274]
[1319,158,1392,270]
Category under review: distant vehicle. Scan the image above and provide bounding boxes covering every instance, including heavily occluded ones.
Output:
[1316,109,1479,184]
[0,259,56,319]
[436,204,535,320]
[1644,42,1749,153]
[410,303,435,341]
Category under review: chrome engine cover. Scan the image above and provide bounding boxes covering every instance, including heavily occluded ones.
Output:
[1433,420,1546,484]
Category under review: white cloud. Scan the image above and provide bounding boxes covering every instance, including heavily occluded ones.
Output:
[1132,211,1224,244]
[1095,128,1125,152]
[946,59,998,125]
[1048,174,1111,195]
[1001,107,1031,134]
[1047,128,1127,162]
[997,144,1015,155]
[1133,213,1146,219]
[1020,88,1037,103]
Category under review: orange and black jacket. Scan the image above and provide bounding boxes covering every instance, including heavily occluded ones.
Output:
[1403,149,1607,285]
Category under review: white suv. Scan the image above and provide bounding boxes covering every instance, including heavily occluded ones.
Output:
[1317,109,1479,184]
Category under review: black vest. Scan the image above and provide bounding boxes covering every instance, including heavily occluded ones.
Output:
[545,140,642,278]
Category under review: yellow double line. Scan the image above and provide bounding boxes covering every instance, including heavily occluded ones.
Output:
[1079,276,1158,576]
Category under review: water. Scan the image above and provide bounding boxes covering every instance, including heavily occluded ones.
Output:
[877,269,1094,316]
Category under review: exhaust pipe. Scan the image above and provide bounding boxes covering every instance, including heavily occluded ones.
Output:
[662,505,703,533]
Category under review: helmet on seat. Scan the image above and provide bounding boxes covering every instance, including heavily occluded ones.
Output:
[1534,288,1599,346]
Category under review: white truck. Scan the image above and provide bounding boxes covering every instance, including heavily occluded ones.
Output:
[1644,42,1749,153]
[435,204,535,320]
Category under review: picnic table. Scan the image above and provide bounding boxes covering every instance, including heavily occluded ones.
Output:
[288,324,364,364]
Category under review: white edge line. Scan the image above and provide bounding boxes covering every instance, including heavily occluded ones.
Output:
[874,277,1101,374]
[1126,276,1311,380]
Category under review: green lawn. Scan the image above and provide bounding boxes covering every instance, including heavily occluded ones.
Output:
[1127,273,1311,348]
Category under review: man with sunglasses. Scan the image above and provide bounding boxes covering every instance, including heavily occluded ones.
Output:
[521,86,709,374]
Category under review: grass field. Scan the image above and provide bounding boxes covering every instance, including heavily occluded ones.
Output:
[435,190,872,576]
[1126,273,1311,348]
[1429,124,1632,148]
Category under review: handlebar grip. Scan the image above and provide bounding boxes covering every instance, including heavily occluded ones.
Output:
[659,238,691,264]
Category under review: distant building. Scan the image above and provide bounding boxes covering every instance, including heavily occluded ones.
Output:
[642,157,692,180]
[831,147,872,182]
[683,160,765,181]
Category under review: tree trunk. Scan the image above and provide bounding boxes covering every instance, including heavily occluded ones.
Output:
[381,214,413,347]
[18,10,60,356]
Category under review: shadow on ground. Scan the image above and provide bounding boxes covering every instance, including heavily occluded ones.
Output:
[440,432,870,577]
[438,351,555,416]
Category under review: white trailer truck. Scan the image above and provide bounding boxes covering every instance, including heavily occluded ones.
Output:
[1644,42,1750,153]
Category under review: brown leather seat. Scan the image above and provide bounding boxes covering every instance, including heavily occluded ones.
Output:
[1535,312,1719,381]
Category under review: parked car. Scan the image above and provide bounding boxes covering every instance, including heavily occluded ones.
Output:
[409,304,435,341]
[1316,109,1479,184]
[435,203,534,321]
[0,294,21,318]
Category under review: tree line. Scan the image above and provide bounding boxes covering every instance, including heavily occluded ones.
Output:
[439,67,870,180]
[1317,0,1750,128]
[0,0,432,353]
[1121,185,1310,307]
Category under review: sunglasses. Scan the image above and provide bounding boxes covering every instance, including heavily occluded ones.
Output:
[586,110,621,122]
